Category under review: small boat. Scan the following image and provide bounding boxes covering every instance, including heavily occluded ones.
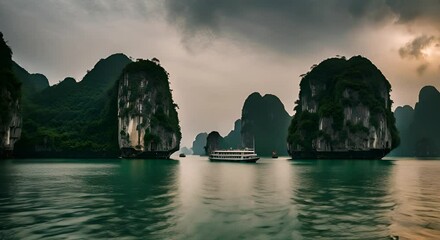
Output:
[179,153,186,157]
[272,151,278,158]
[209,148,259,163]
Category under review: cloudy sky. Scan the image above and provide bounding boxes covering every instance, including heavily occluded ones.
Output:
[1,0,440,148]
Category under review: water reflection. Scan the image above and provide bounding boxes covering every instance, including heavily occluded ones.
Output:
[103,159,181,239]
[177,157,296,239]
[291,160,395,239]
[180,160,259,239]
[391,159,440,239]
[0,159,181,239]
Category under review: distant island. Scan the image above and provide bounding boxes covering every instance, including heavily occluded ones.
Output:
[205,131,224,156]
[197,92,291,156]
[287,56,399,159]
[192,132,208,155]
[241,93,291,156]
[392,86,440,157]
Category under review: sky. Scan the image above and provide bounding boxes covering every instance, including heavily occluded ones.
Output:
[1,0,440,148]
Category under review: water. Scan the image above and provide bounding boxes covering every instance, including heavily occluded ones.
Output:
[0,157,439,239]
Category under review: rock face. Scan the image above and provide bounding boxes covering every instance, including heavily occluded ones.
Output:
[0,32,21,158]
[118,59,181,159]
[391,105,415,156]
[241,92,291,156]
[287,56,399,159]
[392,86,440,157]
[224,119,242,149]
[205,131,225,155]
[192,132,208,155]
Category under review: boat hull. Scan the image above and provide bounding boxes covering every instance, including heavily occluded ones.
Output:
[209,157,259,163]
[289,149,391,160]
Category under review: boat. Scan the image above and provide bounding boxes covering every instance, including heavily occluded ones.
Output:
[272,151,278,158]
[209,148,259,163]
[179,153,186,157]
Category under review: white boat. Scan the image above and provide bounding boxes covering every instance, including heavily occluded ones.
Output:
[209,148,260,163]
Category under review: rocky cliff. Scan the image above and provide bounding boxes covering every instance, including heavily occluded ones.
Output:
[287,56,399,159]
[392,86,440,157]
[118,59,181,158]
[241,92,291,156]
[204,131,225,155]
[192,132,208,155]
[0,32,21,158]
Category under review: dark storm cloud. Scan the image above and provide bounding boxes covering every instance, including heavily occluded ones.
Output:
[163,0,440,53]
[385,0,440,27]
[0,0,154,24]
[163,0,393,53]
[67,0,153,19]
[399,35,439,59]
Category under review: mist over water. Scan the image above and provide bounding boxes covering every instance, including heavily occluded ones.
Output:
[1,157,439,239]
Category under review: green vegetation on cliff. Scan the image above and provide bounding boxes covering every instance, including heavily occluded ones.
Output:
[288,56,399,153]
[12,62,49,99]
[15,54,132,156]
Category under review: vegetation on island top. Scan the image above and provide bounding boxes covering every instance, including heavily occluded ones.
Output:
[15,54,131,156]
[288,56,399,151]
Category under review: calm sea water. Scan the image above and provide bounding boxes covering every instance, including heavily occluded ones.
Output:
[0,156,439,240]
